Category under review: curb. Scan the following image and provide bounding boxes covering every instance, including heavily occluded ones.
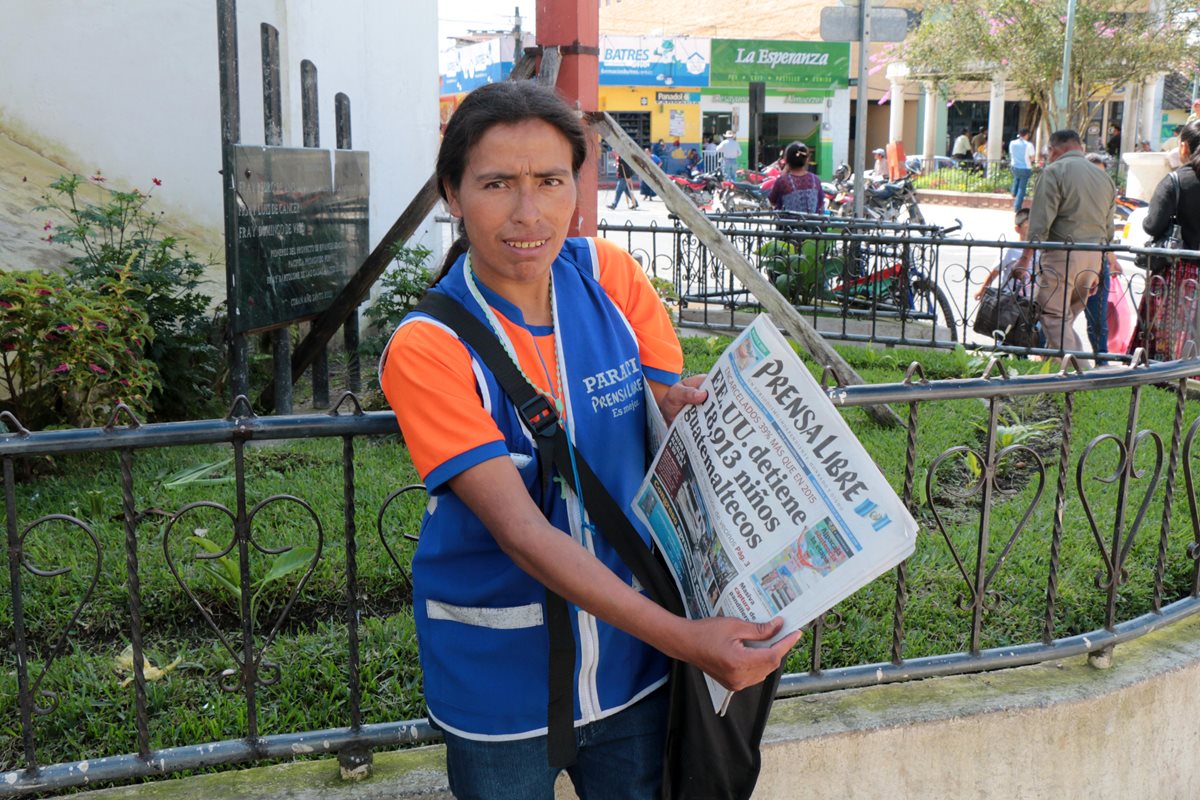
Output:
[915,189,1017,210]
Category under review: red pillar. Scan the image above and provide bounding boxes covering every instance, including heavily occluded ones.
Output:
[537,0,599,235]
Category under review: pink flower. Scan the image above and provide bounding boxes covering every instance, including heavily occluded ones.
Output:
[88,363,107,374]
[90,171,106,184]
[0,301,12,309]
[35,289,52,297]
[152,177,162,186]
[53,363,69,374]
[2,343,16,352]
[43,221,53,231]
[56,323,75,332]
[94,321,108,329]
[118,379,131,387]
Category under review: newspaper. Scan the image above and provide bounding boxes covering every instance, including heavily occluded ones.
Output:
[632,314,918,713]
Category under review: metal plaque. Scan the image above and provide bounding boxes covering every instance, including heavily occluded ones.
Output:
[229,145,369,334]
[820,6,911,43]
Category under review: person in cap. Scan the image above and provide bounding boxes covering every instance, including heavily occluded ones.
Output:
[716,129,742,180]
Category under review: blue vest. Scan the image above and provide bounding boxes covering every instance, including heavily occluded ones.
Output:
[404,238,672,739]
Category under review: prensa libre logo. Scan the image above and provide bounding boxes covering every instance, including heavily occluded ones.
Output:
[733,47,831,68]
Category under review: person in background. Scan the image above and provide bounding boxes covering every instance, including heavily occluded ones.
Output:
[1162,125,1183,153]
[974,208,1036,301]
[870,147,888,179]
[640,146,661,201]
[684,147,701,175]
[1016,129,1115,367]
[1130,119,1200,360]
[952,128,972,160]
[1008,127,1034,212]
[768,142,824,215]
[1187,99,1200,126]
[608,153,638,210]
[971,128,988,154]
[717,129,742,181]
[1105,124,1122,158]
[1082,151,1124,363]
[380,80,798,799]
[652,138,666,160]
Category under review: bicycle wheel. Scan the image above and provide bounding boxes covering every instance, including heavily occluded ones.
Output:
[909,274,958,342]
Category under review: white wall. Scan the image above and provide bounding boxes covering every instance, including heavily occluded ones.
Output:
[0,0,440,256]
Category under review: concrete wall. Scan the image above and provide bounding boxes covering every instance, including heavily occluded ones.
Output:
[0,0,440,258]
[72,612,1200,800]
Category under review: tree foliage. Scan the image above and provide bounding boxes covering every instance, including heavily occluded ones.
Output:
[902,0,1200,134]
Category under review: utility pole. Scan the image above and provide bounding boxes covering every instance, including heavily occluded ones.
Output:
[852,0,871,218]
[513,6,522,55]
[1054,0,1078,130]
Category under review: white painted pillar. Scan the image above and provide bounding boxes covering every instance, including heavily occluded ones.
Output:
[1143,74,1163,149]
[889,78,906,144]
[987,74,1006,174]
[922,81,938,165]
[1121,82,1139,156]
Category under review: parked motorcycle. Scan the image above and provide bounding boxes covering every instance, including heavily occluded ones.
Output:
[825,163,924,224]
[668,169,722,209]
[717,177,771,212]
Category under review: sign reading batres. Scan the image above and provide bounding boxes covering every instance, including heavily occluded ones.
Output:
[708,39,851,89]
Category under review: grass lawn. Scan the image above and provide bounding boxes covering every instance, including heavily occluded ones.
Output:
[3,337,1198,772]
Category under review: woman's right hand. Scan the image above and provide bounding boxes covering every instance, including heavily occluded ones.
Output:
[672,616,802,692]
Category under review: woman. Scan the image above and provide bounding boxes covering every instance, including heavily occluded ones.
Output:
[768,141,824,215]
[380,81,796,799]
[1130,119,1200,360]
[608,152,638,210]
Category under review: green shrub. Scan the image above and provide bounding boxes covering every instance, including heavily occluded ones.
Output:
[0,269,158,428]
[38,173,222,421]
[360,243,433,361]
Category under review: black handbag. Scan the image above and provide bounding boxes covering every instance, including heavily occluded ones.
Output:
[1137,170,1183,275]
[414,290,781,800]
[973,284,1040,348]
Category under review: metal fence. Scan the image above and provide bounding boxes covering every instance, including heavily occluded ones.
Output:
[7,346,1200,793]
[597,213,1200,367]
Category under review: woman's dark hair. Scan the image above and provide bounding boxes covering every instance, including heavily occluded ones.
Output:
[1179,120,1200,181]
[783,142,809,170]
[432,81,588,283]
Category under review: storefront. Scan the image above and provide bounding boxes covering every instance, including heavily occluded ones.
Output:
[438,37,516,130]
[704,39,851,180]
[597,35,710,174]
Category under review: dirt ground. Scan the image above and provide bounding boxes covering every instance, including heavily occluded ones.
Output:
[0,128,226,295]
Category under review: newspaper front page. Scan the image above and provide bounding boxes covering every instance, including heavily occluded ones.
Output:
[632,314,918,712]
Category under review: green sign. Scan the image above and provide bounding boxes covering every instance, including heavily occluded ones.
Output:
[709,39,850,89]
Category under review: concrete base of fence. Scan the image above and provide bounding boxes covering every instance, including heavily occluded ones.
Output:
[71,611,1200,799]
[916,188,1016,210]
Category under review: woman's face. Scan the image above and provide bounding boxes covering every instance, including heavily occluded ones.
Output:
[443,119,578,292]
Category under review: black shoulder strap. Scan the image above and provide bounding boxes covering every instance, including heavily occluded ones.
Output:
[413,291,682,768]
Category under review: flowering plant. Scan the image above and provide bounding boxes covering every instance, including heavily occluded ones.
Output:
[37,173,220,421]
[0,269,158,428]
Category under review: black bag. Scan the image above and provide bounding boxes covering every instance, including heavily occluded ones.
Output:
[1136,170,1183,275]
[415,291,780,800]
[973,285,1040,348]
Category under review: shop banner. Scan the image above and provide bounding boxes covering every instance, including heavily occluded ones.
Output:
[440,38,515,94]
[600,35,710,87]
[709,39,850,89]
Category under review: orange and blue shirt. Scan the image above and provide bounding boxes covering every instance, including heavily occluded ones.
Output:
[380,237,682,740]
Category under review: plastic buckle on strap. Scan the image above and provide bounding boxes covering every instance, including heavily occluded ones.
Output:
[519,394,559,437]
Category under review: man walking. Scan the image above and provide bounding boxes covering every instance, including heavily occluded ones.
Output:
[717,129,741,181]
[1008,127,1034,212]
[1017,130,1115,366]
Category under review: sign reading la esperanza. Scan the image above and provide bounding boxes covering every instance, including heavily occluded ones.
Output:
[709,39,850,89]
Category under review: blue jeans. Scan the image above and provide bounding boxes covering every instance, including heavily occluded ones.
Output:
[1085,262,1111,363]
[442,687,668,800]
[610,177,631,208]
[722,160,737,180]
[1011,167,1032,211]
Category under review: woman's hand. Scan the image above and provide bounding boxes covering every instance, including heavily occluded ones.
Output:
[668,616,802,691]
[657,374,708,425]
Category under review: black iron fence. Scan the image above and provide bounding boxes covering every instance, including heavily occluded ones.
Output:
[6,349,1200,793]
[597,213,1199,367]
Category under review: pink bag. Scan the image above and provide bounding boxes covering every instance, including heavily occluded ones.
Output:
[1107,273,1135,355]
